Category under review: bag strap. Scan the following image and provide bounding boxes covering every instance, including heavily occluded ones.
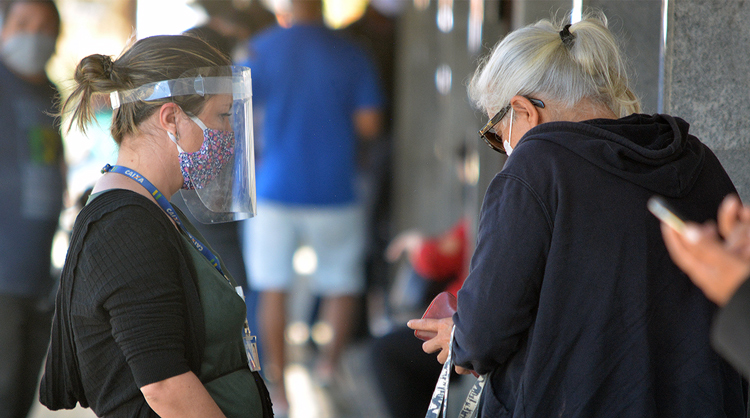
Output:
[424,326,487,418]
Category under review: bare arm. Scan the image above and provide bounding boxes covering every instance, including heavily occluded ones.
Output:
[354,107,382,141]
[141,371,226,418]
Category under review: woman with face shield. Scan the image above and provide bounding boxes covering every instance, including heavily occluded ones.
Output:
[407,11,745,418]
[38,35,269,418]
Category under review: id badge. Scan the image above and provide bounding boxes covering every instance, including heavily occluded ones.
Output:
[235,286,261,371]
[242,322,261,372]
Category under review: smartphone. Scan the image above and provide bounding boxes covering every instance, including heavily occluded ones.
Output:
[647,196,687,235]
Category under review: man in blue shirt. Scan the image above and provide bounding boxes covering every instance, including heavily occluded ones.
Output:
[0,1,65,417]
[241,0,383,413]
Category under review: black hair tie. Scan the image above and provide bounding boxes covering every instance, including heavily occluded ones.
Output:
[102,55,115,80]
[560,24,575,48]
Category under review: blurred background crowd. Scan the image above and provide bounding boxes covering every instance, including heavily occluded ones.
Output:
[1,0,748,417]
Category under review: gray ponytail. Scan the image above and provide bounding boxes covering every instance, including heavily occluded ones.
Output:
[469,11,640,118]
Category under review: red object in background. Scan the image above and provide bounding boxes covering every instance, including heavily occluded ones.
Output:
[411,219,469,297]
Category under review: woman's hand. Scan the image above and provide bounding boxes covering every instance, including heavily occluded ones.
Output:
[407,317,472,375]
[385,230,424,262]
[661,221,750,306]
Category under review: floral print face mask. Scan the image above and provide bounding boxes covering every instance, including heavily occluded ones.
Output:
[174,114,235,190]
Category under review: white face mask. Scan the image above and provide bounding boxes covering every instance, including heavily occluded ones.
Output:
[1,33,56,77]
[503,108,515,156]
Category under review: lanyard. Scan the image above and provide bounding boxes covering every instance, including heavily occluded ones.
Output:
[425,326,486,418]
[102,164,262,372]
[101,164,223,276]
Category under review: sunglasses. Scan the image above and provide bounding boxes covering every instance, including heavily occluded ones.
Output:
[478,97,545,154]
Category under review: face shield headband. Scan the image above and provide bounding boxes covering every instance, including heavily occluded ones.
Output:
[110,66,256,223]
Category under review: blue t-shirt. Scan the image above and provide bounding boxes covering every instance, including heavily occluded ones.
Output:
[243,23,383,206]
[0,63,65,297]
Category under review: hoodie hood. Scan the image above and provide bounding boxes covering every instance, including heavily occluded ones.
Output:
[518,114,705,198]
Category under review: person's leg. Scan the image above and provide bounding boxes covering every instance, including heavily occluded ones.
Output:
[245,201,297,414]
[318,294,358,380]
[0,295,27,418]
[257,290,288,404]
[305,205,366,380]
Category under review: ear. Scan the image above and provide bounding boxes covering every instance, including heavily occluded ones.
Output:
[158,102,180,135]
[509,95,541,128]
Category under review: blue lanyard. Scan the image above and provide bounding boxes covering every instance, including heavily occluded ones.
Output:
[102,164,224,275]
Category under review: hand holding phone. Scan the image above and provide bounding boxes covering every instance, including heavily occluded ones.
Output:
[648,196,687,235]
[414,292,457,341]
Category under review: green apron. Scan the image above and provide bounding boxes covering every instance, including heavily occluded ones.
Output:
[178,216,264,418]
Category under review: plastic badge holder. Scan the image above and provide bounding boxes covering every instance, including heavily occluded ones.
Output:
[415,291,457,341]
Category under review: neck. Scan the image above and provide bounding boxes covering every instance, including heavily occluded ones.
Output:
[115,155,176,200]
[566,99,618,122]
[94,135,181,202]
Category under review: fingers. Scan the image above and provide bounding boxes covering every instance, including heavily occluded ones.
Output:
[436,345,449,364]
[455,365,472,375]
[422,335,445,354]
[661,223,720,283]
[406,318,441,333]
[661,222,750,306]
[407,317,454,361]
[718,194,743,239]
[661,223,707,273]
[725,222,750,259]
[739,203,750,223]
[717,196,750,259]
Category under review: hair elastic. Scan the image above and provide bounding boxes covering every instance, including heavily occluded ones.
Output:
[560,24,575,48]
[102,55,115,79]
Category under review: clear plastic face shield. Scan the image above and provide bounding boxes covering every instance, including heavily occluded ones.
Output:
[110,66,256,223]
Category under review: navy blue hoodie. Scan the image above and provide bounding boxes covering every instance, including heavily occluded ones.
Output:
[454,114,745,417]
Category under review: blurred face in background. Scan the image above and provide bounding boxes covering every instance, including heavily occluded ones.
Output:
[0,1,60,81]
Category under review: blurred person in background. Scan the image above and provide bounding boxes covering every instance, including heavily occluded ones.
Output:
[371,143,474,418]
[372,218,469,418]
[343,0,399,314]
[190,0,275,64]
[0,1,65,417]
[240,0,383,414]
[39,34,272,417]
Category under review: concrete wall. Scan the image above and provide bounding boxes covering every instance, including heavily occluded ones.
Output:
[587,0,662,114]
[663,0,750,200]
[392,1,503,235]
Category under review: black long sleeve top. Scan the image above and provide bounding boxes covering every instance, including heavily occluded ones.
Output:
[41,190,205,417]
[454,114,745,417]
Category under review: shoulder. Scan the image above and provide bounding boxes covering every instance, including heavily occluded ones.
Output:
[248,25,287,55]
[252,24,284,42]
[499,138,569,182]
[77,190,179,254]
[72,191,186,296]
[85,189,171,226]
